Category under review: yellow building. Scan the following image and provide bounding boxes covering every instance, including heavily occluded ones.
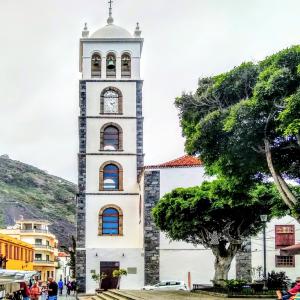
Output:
[0,220,58,282]
[0,233,34,271]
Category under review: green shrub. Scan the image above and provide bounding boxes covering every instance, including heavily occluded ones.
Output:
[267,271,291,290]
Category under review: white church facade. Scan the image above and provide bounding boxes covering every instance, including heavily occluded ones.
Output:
[75,7,300,293]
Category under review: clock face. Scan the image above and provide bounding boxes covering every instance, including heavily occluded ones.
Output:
[103,91,119,113]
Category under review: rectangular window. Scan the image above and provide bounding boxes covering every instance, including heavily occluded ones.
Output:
[35,239,42,245]
[275,255,295,267]
[35,253,42,261]
[25,249,28,261]
[21,248,23,261]
[275,225,295,249]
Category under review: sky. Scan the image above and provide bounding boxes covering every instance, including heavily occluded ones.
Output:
[0,0,300,183]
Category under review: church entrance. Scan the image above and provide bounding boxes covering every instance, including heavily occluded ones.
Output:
[100,261,120,290]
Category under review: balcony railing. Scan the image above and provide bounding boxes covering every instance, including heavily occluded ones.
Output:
[34,244,54,250]
[33,260,55,264]
[21,229,49,234]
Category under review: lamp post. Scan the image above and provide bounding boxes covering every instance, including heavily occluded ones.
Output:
[260,214,268,291]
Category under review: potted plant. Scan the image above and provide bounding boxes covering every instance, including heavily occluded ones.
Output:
[112,269,127,289]
[91,272,107,293]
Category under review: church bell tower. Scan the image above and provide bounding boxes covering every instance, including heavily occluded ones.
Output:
[76,2,144,292]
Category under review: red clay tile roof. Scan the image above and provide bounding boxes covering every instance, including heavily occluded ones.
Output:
[58,252,70,257]
[145,155,203,169]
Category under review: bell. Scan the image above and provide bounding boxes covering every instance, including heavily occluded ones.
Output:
[107,59,115,70]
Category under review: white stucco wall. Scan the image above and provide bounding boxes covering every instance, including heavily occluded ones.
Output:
[251,215,300,281]
[152,166,235,285]
[82,41,141,80]
[86,118,136,153]
[85,81,137,117]
[86,248,144,292]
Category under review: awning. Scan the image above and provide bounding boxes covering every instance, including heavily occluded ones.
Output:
[0,270,38,283]
[280,244,300,256]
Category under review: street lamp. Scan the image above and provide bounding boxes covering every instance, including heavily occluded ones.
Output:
[260,214,268,291]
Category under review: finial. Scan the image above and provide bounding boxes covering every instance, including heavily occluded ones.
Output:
[107,0,114,24]
[82,22,89,38]
[134,22,142,37]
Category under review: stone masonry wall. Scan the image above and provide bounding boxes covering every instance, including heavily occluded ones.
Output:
[76,81,87,293]
[136,81,144,178]
[144,170,160,285]
[236,240,252,282]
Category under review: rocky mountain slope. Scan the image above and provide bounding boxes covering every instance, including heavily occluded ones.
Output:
[0,155,77,247]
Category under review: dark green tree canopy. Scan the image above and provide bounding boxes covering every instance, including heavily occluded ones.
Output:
[175,46,300,212]
[153,178,285,283]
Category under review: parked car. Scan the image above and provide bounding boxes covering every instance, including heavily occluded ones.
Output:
[142,280,188,291]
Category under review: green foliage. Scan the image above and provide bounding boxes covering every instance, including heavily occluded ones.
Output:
[152,178,282,246]
[224,279,247,291]
[112,269,127,278]
[91,272,107,282]
[175,45,300,213]
[267,271,291,290]
[0,155,77,244]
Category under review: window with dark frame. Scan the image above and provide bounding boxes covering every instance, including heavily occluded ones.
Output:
[275,255,295,267]
[103,164,119,190]
[275,225,295,249]
[103,126,119,150]
[102,208,119,235]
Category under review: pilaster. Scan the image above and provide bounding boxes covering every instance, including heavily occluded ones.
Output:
[144,170,160,285]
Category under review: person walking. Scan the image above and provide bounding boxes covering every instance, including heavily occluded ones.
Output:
[20,282,30,300]
[66,281,72,297]
[58,279,64,295]
[30,282,40,300]
[47,277,58,300]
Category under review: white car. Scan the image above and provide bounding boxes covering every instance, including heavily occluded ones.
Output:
[142,280,188,291]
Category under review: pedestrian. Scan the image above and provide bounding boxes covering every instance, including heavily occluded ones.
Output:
[47,277,58,300]
[41,283,48,300]
[30,282,40,300]
[277,277,300,300]
[66,281,72,296]
[71,281,77,295]
[20,282,30,300]
[58,279,64,295]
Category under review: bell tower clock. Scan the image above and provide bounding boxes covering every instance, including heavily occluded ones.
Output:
[76,3,144,293]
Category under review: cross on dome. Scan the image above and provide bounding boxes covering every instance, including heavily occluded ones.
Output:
[107,0,114,24]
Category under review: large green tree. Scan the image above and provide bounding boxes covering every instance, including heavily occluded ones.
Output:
[175,46,300,215]
[153,179,284,284]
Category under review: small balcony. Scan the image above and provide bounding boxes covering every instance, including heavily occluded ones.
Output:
[34,244,55,252]
[33,260,55,266]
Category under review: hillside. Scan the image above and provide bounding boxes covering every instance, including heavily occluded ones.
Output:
[0,154,77,247]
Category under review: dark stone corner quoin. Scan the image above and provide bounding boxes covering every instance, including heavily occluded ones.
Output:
[76,81,87,293]
[144,170,160,285]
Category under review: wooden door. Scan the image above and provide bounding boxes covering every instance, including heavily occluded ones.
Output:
[100,261,120,290]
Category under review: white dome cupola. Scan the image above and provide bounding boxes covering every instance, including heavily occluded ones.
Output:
[79,1,143,80]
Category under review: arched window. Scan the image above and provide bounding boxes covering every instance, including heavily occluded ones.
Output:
[91,53,101,78]
[100,123,123,151]
[99,162,123,191]
[121,53,131,78]
[99,205,123,236]
[100,87,123,114]
[106,52,116,78]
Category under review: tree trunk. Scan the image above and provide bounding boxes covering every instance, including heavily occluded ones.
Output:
[264,138,297,209]
[212,243,240,286]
